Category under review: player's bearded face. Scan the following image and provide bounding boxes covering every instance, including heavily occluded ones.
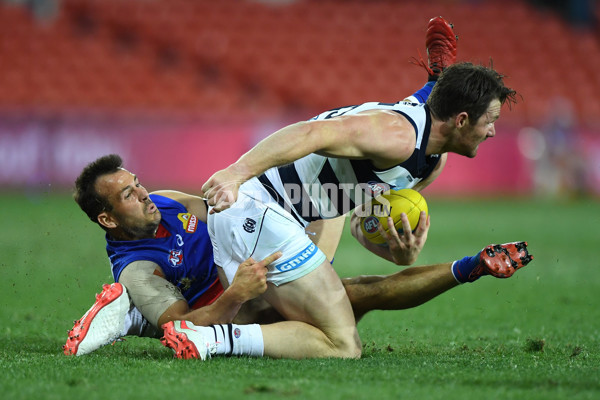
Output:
[458,99,501,158]
[112,199,161,239]
[97,169,162,240]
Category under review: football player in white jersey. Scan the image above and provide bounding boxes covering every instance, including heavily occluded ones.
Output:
[172,17,524,360]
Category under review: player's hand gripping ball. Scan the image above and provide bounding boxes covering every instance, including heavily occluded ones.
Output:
[360,189,428,245]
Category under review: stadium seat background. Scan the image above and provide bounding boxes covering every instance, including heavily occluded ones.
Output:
[1,0,599,126]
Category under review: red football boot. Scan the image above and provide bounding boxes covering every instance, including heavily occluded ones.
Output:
[468,241,534,282]
[160,320,215,360]
[412,16,458,79]
[425,16,458,77]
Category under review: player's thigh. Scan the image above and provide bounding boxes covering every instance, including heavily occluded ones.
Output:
[261,259,358,339]
[305,216,346,262]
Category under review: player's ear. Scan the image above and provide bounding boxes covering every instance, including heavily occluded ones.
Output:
[455,112,469,128]
[97,212,117,229]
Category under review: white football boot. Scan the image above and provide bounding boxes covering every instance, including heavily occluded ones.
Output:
[63,283,152,356]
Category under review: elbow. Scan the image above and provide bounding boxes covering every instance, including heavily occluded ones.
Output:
[156,300,191,328]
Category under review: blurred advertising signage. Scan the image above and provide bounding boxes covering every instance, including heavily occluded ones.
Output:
[1,120,598,195]
[0,119,251,191]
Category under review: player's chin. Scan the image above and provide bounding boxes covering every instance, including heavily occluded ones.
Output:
[460,149,478,158]
[466,145,480,158]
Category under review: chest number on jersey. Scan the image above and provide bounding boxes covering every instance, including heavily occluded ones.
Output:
[322,105,360,119]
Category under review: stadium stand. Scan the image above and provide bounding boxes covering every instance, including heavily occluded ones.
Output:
[0,0,599,125]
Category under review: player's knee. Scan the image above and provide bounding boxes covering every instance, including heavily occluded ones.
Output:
[331,329,362,359]
[340,338,362,359]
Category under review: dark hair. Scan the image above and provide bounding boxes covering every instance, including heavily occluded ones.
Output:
[74,154,123,225]
[427,62,518,122]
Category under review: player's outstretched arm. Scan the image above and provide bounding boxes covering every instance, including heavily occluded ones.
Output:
[120,254,281,329]
[151,190,208,222]
[201,110,416,213]
[201,120,322,212]
[157,252,281,327]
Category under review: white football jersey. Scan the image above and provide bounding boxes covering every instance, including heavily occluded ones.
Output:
[256,101,441,225]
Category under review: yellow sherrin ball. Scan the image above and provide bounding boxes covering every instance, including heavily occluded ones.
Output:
[359,188,428,245]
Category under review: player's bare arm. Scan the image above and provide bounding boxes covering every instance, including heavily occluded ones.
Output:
[120,253,281,328]
[157,252,281,326]
[150,190,208,223]
[201,110,417,211]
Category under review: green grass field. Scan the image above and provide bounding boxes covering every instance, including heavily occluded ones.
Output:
[1,192,598,400]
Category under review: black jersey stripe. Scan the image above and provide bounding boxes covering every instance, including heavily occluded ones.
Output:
[397,104,440,177]
[419,104,441,177]
[356,105,438,180]
[391,109,419,141]
[349,159,383,185]
[277,164,321,222]
[257,174,304,225]
[317,159,356,215]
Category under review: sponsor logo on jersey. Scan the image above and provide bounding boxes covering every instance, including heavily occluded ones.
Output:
[276,243,318,272]
[243,218,256,233]
[363,216,380,234]
[168,249,183,267]
[177,213,198,233]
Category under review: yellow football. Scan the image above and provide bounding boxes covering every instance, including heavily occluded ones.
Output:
[359,188,428,245]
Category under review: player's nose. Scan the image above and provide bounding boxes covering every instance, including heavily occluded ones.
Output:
[137,186,149,200]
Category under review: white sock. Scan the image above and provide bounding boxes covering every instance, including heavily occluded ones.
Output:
[198,323,264,357]
[121,306,161,338]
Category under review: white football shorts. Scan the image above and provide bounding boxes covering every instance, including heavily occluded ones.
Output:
[207,178,327,286]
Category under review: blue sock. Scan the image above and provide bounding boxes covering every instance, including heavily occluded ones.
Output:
[409,81,435,103]
[451,252,482,284]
